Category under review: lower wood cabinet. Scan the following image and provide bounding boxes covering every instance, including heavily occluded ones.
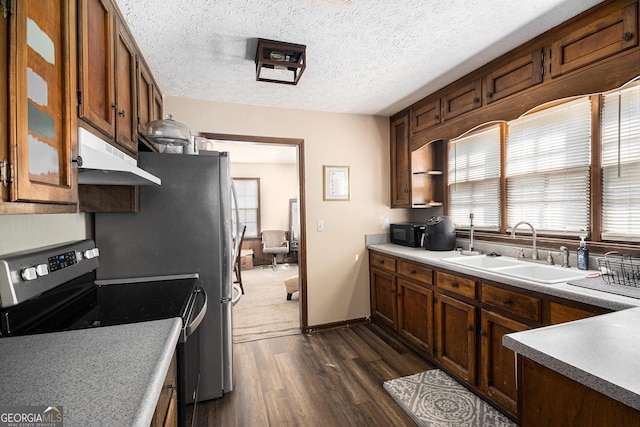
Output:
[370,267,396,329]
[435,292,476,384]
[480,309,528,415]
[151,351,178,427]
[398,278,434,356]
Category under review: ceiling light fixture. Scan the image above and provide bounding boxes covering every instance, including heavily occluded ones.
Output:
[255,38,306,85]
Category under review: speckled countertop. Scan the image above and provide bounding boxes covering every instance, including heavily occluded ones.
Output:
[369,243,640,411]
[0,318,182,427]
[503,308,640,411]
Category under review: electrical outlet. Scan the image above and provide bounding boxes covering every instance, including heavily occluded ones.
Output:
[317,219,324,232]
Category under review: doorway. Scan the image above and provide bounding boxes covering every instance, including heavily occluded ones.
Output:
[199,132,307,341]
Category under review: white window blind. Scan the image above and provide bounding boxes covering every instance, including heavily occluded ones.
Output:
[448,125,501,229]
[233,178,259,237]
[601,82,640,241]
[506,97,591,235]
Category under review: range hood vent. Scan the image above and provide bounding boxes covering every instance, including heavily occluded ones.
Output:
[77,128,161,186]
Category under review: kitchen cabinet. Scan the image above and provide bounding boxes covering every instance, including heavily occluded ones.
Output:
[441,78,482,121]
[483,49,543,104]
[435,291,477,384]
[548,301,600,324]
[370,252,397,328]
[78,0,137,155]
[517,356,639,427]
[479,309,528,416]
[550,1,638,78]
[410,141,445,208]
[137,54,163,136]
[151,351,178,427]
[1,0,79,213]
[397,260,434,355]
[390,112,411,207]
[410,97,441,134]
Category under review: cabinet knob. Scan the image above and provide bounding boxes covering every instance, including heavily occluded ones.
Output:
[119,110,126,118]
[487,92,494,98]
[502,298,512,305]
[451,282,459,288]
[466,325,473,331]
[473,97,480,103]
[622,32,633,41]
[404,188,410,193]
[480,330,487,337]
[410,270,417,275]
[112,103,118,110]
[434,115,440,120]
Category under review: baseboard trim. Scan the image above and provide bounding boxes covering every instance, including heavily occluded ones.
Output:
[305,317,369,333]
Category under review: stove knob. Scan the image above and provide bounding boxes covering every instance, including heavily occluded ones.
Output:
[21,267,37,281]
[75,251,83,261]
[83,249,97,259]
[36,264,49,276]
[92,248,100,257]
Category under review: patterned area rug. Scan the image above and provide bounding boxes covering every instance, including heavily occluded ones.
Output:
[383,369,516,427]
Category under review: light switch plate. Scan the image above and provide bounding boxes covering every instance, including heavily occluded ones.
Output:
[317,219,324,232]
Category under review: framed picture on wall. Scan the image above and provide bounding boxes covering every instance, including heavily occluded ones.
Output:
[323,165,350,201]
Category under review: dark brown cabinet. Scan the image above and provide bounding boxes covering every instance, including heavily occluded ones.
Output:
[390,113,411,207]
[550,1,638,78]
[484,49,543,104]
[435,292,477,384]
[442,79,482,121]
[136,55,163,136]
[78,0,137,155]
[480,309,528,416]
[410,98,441,134]
[1,0,78,213]
[370,252,397,328]
[397,260,434,355]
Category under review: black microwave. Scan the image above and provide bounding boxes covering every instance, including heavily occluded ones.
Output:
[390,223,425,247]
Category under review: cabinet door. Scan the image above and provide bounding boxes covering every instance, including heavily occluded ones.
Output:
[410,98,440,134]
[390,114,411,207]
[480,310,528,417]
[436,293,476,384]
[114,16,137,154]
[8,0,77,205]
[136,57,153,135]
[484,49,543,104]
[1,6,8,203]
[398,279,434,355]
[550,2,638,77]
[442,79,482,121]
[153,85,163,122]
[78,0,115,139]
[370,268,397,328]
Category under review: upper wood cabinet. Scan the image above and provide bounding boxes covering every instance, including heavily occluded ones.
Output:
[137,55,163,136]
[484,49,543,104]
[78,0,137,155]
[1,0,78,212]
[442,78,482,121]
[390,112,411,208]
[550,1,638,78]
[410,98,440,134]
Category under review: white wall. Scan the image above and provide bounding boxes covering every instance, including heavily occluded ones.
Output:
[230,162,297,233]
[166,96,410,326]
[0,213,91,255]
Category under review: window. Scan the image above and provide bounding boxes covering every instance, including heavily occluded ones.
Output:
[448,125,501,230]
[506,98,591,235]
[233,178,260,238]
[601,82,640,242]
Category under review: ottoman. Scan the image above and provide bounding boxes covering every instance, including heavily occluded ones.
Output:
[284,276,299,300]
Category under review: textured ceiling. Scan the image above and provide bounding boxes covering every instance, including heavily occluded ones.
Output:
[115,0,605,117]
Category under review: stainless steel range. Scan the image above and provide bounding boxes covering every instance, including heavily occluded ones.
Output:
[0,239,206,427]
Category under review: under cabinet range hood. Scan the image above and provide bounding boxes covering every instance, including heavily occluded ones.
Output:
[76,127,161,186]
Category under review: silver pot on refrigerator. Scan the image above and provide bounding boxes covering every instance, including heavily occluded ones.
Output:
[423,216,456,251]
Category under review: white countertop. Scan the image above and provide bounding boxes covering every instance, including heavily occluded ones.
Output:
[0,318,182,427]
[369,243,640,412]
[503,307,640,411]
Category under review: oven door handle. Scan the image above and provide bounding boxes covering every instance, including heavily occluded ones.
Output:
[186,288,208,337]
[231,283,242,306]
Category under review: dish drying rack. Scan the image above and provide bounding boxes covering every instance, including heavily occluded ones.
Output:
[597,252,640,287]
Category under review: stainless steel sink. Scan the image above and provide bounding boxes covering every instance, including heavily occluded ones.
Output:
[442,255,589,284]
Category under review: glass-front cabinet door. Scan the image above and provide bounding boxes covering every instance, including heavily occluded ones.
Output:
[7,0,77,206]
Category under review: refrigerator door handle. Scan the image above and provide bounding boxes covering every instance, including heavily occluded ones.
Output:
[231,283,242,306]
[186,287,208,337]
[231,180,242,267]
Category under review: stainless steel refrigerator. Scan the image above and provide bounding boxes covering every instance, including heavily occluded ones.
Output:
[94,151,240,402]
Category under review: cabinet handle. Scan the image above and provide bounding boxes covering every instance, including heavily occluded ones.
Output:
[112,103,118,110]
[410,270,417,275]
[404,188,410,193]
[119,110,126,118]
[379,260,385,264]
[466,325,473,331]
[622,32,633,41]
[434,115,440,119]
[487,92,493,98]
[450,282,459,288]
[502,298,512,305]
[480,330,487,337]
[473,97,480,103]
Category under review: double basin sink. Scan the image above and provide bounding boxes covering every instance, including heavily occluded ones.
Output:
[443,254,589,284]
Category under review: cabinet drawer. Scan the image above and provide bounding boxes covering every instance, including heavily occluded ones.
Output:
[442,79,482,121]
[397,260,433,285]
[436,272,476,298]
[481,284,541,322]
[411,98,441,134]
[370,252,396,272]
[484,49,543,103]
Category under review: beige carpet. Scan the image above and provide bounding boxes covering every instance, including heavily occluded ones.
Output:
[232,264,300,343]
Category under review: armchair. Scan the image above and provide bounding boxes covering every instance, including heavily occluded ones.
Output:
[261,230,289,270]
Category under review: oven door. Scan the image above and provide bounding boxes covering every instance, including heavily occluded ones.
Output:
[181,286,207,427]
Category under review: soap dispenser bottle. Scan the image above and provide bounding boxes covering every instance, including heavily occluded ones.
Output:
[577,237,589,270]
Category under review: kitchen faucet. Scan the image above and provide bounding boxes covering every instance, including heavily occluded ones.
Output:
[511,221,538,260]
[559,246,570,267]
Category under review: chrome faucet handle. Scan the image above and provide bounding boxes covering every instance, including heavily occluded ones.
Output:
[517,248,525,259]
[547,252,555,265]
[559,246,570,268]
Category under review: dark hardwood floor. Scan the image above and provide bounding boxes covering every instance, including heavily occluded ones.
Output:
[190,322,435,426]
